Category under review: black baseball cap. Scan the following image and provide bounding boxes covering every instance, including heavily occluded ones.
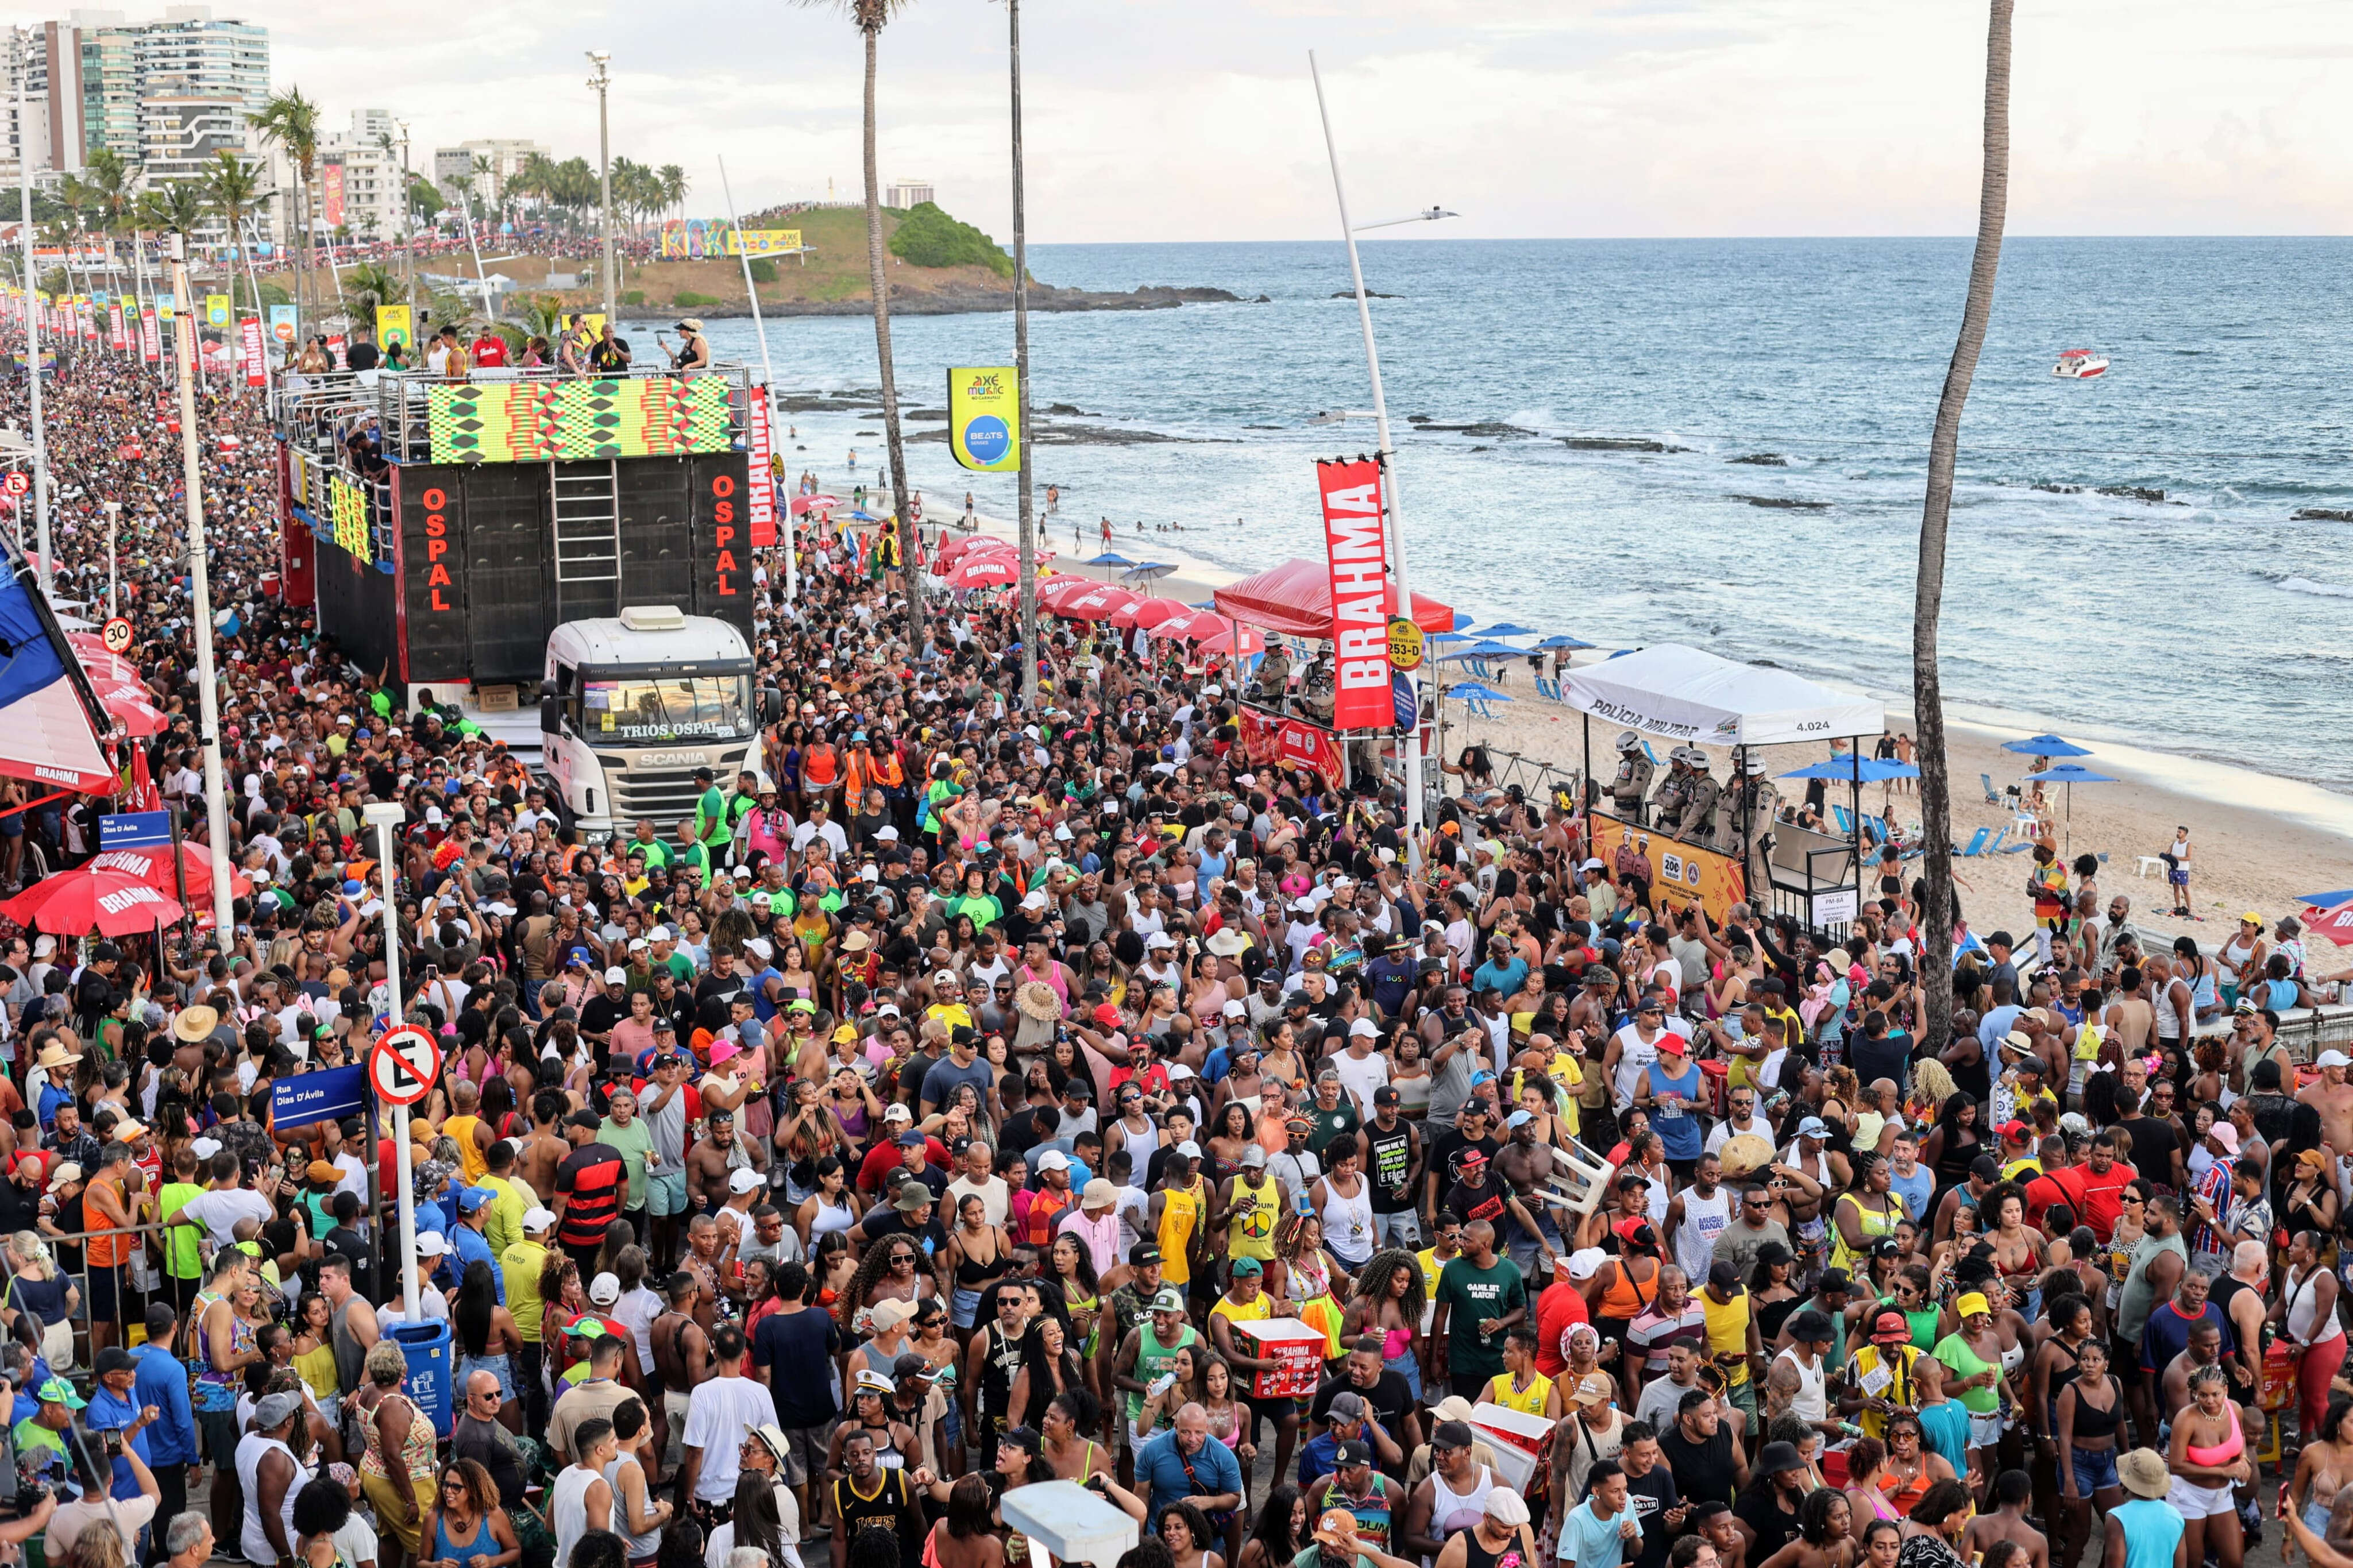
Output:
[1373,1086,1401,1107]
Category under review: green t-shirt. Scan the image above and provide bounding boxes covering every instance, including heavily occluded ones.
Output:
[951,893,1004,929]
[599,1117,658,1210]
[699,786,730,846]
[1436,1253,1525,1384]
[626,836,671,870]
[1932,1331,2000,1415]
[159,1181,206,1279]
[1306,1102,1361,1160]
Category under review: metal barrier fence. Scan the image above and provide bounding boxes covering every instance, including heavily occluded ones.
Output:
[9,1216,230,1380]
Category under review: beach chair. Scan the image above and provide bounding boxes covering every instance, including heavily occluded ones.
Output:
[1955,828,1991,858]
[1980,773,2002,805]
[1830,805,1854,835]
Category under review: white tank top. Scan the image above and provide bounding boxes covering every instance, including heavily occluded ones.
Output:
[553,1463,616,1568]
[236,1434,306,1566]
[2289,1265,2347,1347]
[1431,1463,1494,1537]
[1674,1186,1733,1281]
[1773,1346,1827,1422]
[1320,1173,1375,1263]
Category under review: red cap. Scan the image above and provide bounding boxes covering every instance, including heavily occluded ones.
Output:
[1092,1003,1122,1029]
[1997,1120,2031,1141]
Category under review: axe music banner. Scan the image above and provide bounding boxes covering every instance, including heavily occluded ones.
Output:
[1315,455,1394,730]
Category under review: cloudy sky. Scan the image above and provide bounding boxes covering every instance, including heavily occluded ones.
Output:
[252,0,2353,242]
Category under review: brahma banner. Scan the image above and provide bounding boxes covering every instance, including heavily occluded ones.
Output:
[1316,455,1393,729]
[1235,706,1345,786]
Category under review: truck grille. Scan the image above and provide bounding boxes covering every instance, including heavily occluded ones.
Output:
[606,754,749,830]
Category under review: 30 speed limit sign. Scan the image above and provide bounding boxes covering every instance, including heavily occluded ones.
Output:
[369,1024,442,1106]
[101,617,135,654]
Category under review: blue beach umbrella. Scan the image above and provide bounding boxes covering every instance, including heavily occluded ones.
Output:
[2298,890,2353,911]
[1479,623,1540,639]
[1780,758,1919,781]
[2001,733,2093,758]
[1122,562,1177,581]
[1446,682,1513,703]
[2018,763,2117,854]
[1534,634,1595,651]
[1087,552,1136,566]
[1451,613,1476,631]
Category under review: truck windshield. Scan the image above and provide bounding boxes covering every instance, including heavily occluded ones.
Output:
[581,673,752,743]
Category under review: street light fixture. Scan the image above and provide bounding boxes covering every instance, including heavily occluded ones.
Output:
[1353,207,1459,232]
[1308,48,1453,863]
[587,51,615,320]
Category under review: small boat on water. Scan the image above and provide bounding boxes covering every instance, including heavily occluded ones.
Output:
[2053,349,2109,379]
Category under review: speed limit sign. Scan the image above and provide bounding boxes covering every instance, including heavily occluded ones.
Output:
[1,473,25,496]
[101,617,134,654]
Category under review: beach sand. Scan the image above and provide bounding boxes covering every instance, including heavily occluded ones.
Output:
[784,404,2353,955]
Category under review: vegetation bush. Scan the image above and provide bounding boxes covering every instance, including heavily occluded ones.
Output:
[672,290,719,308]
[622,289,645,306]
[887,202,1013,277]
[747,258,777,284]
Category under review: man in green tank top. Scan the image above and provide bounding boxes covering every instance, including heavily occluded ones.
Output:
[1113,1288,1198,1430]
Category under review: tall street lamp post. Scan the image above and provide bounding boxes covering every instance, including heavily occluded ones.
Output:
[588,51,615,321]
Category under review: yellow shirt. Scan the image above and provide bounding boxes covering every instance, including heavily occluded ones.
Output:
[445,1114,488,1184]
[1487,1369,1554,1418]
[1226,1173,1280,1261]
[1700,1288,1754,1387]
[1158,1181,1202,1285]
[502,1239,549,1343]
[480,1174,527,1259]
[1210,1291,1271,1334]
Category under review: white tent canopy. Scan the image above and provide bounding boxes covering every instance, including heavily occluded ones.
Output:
[1561,643,1884,747]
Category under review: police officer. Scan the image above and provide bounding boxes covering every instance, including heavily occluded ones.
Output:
[1649,748,1691,833]
[1711,752,1781,899]
[1677,749,1722,843]
[1608,731,1653,822]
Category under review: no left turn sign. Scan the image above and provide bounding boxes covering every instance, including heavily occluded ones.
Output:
[369,1024,441,1106]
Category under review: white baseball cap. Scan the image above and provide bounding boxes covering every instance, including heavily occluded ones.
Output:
[523,1207,558,1232]
[728,1168,766,1195]
[588,1272,622,1305]
[2321,1051,2352,1069]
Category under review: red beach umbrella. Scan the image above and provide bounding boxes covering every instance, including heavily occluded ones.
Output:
[1119,597,1191,632]
[947,554,1022,589]
[1047,582,1141,621]
[0,863,187,937]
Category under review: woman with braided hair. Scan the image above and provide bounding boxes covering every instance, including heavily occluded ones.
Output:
[1263,1212,1349,1364]
[1339,1250,1426,1399]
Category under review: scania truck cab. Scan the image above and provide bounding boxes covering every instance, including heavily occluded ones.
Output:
[538,605,772,840]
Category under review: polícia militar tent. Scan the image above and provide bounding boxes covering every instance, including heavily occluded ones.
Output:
[0,542,118,794]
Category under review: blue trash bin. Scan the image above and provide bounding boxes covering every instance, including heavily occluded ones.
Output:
[390,1319,453,1438]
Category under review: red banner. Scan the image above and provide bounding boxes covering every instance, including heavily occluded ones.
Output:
[1316,455,1393,729]
[107,304,124,350]
[139,308,159,362]
[1235,706,1345,786]
[322,161,345,229]
[241,317,266,387]
[327,333,346,369]
[746,389,776,547]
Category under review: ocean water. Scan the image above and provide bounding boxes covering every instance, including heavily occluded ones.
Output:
[651,238,2353,791]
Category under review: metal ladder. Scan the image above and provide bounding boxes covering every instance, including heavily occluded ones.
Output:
[551,459,622,617]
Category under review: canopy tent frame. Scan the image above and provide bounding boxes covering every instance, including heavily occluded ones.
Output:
[1560,644,1888,933]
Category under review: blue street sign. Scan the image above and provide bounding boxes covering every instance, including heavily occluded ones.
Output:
[99,811,173,849]
[1392,673,1417,733]
[272,1063,366,1127]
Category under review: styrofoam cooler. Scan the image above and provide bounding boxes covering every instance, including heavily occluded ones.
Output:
[1469,1401,1554,1493]
[1233,1318,1329,1399]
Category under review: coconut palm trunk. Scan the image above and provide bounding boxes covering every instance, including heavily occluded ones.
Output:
[1914,0,2012,1046]
[859,13,921,631]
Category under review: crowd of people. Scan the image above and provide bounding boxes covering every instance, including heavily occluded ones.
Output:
[0,323,2351,1568]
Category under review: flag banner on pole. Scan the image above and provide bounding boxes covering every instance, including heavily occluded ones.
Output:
[947,366,1021,473]
[140,309,159,362]
[108,304,124,350]
[0,541,119,793]
[1316,455,1395,731]
[269,304,298,344]
[747,391,776,547]
[241,317,267,387]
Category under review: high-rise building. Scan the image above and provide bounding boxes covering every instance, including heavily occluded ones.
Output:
[431,137,545,205]
[885,179,934,210]
[2,7,267,176]
[0,32,57,183]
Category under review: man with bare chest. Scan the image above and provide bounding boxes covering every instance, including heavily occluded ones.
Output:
[689,1109,766,1214]
[520,1088,569,1200]
[2299,1050,2353,1156]
[1494,1114,1563,1278]
[650,1270,710,1472]
[1961,1472,2049,1568]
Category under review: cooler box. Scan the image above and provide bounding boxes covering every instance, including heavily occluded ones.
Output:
[392,1319,454,1437]
[1469,1401,1554,1494]
[1233,1318,1328,1399]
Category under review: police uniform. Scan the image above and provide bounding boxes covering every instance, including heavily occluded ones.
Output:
[1610,746,1654,822]
[1649,760,1689,833]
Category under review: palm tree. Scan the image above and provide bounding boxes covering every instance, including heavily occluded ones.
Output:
[247,88,320,317]
[202,152,263,306]
[1912,0,2012,1046]
[792,0,921,625]
[149,180,210,242]
[659,164,688,229]
[340,261,400,334]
